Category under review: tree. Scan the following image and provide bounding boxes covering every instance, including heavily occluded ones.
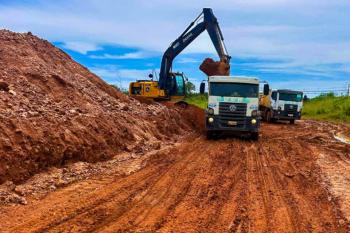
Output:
[185,81,196,94]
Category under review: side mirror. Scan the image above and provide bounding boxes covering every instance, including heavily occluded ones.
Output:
[148,74,153,79]
[263,84,269,95]
[200,82,205,94]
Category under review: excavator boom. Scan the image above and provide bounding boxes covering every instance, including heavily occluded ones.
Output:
[159,8,230,93]
[129,8,230,101]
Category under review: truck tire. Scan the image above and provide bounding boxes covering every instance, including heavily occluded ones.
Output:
[266,111,272,122]
[263,109,268,121]
[206,131,214,140]
[251,132,259,141]
[290,119,295,124]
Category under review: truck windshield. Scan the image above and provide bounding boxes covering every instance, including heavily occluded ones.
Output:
[210,82,259,98]
[279,92,303,102]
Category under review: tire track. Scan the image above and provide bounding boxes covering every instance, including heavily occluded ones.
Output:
[0,122,349,232]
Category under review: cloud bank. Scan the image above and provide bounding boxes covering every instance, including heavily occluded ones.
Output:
[1,0,349,92]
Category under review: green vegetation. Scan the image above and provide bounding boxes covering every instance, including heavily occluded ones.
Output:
[185,93,208,109]
[185,81,196,94]
[303,93,350,122]
[186,92,350,122]
[111,84,128,95]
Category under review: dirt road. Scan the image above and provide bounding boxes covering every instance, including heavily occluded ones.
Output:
[0,121,349,232]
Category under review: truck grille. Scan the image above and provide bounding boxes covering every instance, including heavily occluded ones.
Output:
[285,104,298,114]
[219,102,247,128]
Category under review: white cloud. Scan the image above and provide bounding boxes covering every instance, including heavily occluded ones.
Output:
[62,41,101,54]
[270,79,349,94]
[89,51,146,60]
[1,0,350,86]
[90,65,156,88]
[2,1,348,57]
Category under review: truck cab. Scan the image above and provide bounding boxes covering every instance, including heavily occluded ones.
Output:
[260,87,303,124]
[205,76,260,140]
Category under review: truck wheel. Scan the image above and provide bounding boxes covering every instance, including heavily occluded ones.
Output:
[263,110,268,121]
[290,119,295,124]
[251,132,259,141]
[266,111,271,122]
[206,131,214,140]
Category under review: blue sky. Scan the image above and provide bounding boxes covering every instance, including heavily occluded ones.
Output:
[1,0,350,95]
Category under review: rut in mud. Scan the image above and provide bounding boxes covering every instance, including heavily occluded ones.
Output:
[0,121,349,233]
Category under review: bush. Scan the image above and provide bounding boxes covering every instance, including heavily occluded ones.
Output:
[303,94,350,122]
[185,93,208,109]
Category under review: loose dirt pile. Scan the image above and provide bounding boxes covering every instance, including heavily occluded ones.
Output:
[0,30,201,184]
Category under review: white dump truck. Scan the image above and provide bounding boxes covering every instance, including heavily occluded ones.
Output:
[259,84,303,124]
[201,76,261,140]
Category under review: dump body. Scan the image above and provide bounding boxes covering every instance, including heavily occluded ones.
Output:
[206,76,260,139]
[259,89,303,123]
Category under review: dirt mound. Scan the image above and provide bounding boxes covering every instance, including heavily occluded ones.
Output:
[199,58,230,76]
[0,30,196,184]
[181,105,206,133]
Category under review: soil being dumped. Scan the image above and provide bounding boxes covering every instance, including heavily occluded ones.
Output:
[199,58,230,76]
[0,30,201,184]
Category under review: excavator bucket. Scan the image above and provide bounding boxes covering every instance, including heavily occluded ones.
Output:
[199,58,230,76]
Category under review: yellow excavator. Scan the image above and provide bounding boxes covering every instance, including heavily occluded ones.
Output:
[129,8,230,102]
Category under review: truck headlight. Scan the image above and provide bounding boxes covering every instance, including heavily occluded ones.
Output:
[208,117,214,123]
[207,108,214,115]
[278,106,282,110]
[251,119,257,124]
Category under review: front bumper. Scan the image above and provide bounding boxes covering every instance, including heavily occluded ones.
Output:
[206,115,260,132]
[272,110,301,120]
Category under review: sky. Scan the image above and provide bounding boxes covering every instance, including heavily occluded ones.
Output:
[1,0,350,95]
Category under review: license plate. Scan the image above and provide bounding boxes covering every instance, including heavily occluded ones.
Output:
[227,121,237,126]
[288,114,294,117]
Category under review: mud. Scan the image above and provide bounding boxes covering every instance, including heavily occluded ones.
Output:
[0,121,349,232]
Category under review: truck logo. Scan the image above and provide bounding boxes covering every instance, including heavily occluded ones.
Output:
[229,105,237,112]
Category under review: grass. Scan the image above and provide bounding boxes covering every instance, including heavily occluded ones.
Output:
[185,94,208,109]
[186,92,350,123]
[303,93,350,122]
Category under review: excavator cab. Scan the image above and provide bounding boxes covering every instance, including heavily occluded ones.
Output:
[168,72,186,99]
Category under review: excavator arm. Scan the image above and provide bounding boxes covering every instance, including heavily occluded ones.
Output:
[159,8,231,91]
